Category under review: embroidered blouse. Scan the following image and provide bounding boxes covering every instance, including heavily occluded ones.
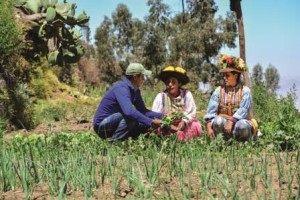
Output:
[204,85,252,122]
[152,89,197,124]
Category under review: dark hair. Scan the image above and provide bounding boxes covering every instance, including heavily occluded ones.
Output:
[126,74,142,80]
[160,71,189,85]
[125,75,134,80]
[233,72,243,84]
[162,74,182,84]
[220,71,243,86]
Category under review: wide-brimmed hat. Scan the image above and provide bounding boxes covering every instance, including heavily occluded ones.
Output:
[219,54,248,73]
[126,63,152,76]
[159,66,190,85]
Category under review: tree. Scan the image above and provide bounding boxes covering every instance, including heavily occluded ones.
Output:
[95,4,151,84]
[251,63,263,85]
[168,0,237,83]
[131,19,147,60]
[143,0,170,77]
[94,0,238,85]
[95,16,120,84]
[111,3,134,66]
[265,64,280,92]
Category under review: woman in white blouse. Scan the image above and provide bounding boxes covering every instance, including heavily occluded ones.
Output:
[152,66,203,141]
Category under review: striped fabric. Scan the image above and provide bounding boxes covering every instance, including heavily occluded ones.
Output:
[218,86,243,116]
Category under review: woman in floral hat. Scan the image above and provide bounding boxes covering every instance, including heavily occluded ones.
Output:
[152,66,203,141]
[204,55,258,141]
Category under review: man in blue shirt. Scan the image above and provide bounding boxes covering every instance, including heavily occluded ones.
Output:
[93,63,163,141]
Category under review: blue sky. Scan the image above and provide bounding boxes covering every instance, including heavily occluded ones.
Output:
[69,0,300,107]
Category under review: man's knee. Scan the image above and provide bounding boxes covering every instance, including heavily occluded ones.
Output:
[94,125,111,139]
[126,119,138,130]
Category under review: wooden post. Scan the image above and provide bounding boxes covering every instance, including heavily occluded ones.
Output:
[230,0,250,87]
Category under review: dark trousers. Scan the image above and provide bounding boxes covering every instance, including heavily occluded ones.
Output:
[94,112,149,141]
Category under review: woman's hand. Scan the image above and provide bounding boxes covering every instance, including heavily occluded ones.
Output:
[170,125,178,132]
[170,120,186,132]
[224,120,234,134]
[177,120,186,131]
[206,122,215,138]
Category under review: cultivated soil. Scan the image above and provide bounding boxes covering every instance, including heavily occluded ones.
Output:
[1,121,299,199]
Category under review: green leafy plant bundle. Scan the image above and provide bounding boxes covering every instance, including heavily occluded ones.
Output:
[161,112,185,129]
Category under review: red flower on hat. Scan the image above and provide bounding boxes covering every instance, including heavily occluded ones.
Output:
[226,57,232,64]
[219,54,248,72]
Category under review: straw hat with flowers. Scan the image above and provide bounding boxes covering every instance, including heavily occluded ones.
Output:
[219,54,248,73]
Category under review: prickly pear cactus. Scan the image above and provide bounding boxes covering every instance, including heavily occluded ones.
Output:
[13,0,89,65]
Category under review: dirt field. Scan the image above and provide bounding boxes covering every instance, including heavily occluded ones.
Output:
[1,122,299,199]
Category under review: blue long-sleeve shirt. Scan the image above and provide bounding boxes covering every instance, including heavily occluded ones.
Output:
[204,85,252,122]
[93,77,163,126]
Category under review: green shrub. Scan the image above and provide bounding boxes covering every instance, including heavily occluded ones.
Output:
[10,83,37,129]
[0,0,22,57]
[253,84,300,149]
[0,86,11,118]
[272,90,300,149]
[38,105,67,122]
[0,118,7,138]
[252,85,279,125]
[30,79,49,99]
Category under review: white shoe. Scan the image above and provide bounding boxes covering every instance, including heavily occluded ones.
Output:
[257,130,263,137]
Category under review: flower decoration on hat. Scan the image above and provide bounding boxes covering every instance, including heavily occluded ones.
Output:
[218,54,248,73]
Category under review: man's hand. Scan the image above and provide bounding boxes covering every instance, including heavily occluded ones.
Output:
[224,120,234,134]
[206,122,215,138]
[152,118,162,129]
